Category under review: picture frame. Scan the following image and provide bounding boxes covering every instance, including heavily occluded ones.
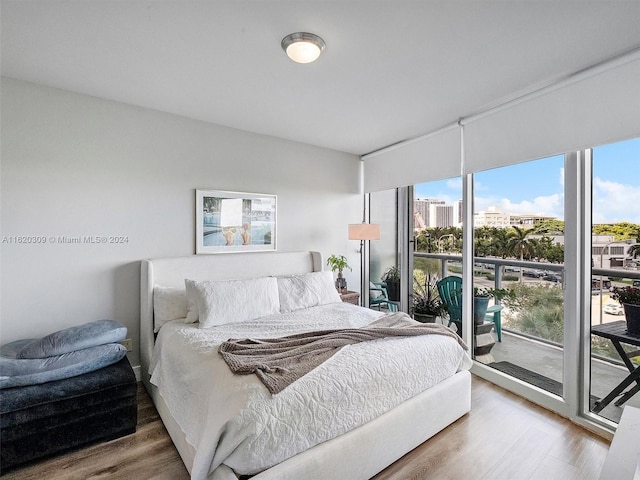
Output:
[195,189,277,254]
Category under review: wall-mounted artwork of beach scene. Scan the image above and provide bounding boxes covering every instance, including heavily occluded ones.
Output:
[195,189,277,254]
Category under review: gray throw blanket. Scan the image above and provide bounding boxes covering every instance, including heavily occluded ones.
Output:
[219,312,468,395]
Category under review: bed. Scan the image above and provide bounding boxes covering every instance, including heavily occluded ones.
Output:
[140,251,472,480]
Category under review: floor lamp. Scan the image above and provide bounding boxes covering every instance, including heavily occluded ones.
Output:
[348,223,380,305]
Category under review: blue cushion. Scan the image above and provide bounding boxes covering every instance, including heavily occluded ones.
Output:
[0,343,127,389]
[16,320,127,359]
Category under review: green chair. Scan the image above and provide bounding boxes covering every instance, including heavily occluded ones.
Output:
[436,276,463,334]
[484,306,503,342]
[436,276,504,340]
[369,282,399,312]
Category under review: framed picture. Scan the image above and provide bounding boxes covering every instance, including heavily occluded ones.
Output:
[195,189,277,254]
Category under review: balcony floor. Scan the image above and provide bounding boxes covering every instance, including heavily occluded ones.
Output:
[489,329,640,424]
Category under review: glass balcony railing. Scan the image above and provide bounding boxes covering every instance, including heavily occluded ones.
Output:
[413,251,640,424]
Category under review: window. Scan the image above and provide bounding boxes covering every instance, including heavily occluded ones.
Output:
[589,137,640,424]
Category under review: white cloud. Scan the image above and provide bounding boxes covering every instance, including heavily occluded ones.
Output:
[445,177,462,190]
[501,194,563,218]
[593,177,640,223]
[474,193,564,219]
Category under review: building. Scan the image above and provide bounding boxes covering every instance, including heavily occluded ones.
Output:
[414,198,444,227]
[454,200,463,226]
[429,203,454,228]
[592,236,639,269]
[510,213,557,228]
[474,206,511,228]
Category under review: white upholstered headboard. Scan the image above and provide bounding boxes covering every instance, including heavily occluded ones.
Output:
[139,251,323,388]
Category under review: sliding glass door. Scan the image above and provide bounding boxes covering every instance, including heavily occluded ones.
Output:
[473,155,566,396]
[588,137,640,425]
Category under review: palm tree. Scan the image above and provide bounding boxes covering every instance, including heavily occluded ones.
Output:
[483,227,509,259]
[507,226,532,282]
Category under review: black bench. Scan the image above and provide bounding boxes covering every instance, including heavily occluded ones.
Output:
[0,357,137,474]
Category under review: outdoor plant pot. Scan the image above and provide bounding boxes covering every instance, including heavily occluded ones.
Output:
[623,303,640,336]
[413,313,437,323]
[474,296,490,325]
[386,280,400,302]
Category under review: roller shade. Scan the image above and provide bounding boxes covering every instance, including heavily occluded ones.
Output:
[464,55,640,174]
[362,124,461,193]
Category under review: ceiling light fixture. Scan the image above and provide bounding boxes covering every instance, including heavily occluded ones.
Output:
[281,32,325,64]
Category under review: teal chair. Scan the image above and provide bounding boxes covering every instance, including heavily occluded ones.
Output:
[484,306,503,341]
[436,276,504,340]
[436,276,463,334]
[369,282,399,312]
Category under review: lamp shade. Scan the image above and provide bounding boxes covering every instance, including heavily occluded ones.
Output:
[348,223,380,241]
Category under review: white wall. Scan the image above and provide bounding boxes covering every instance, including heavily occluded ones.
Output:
[0,78,363,368]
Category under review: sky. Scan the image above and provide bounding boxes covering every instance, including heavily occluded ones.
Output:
[414,137,640,224]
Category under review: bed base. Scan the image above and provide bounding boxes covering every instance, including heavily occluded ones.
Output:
[147,370,471,480]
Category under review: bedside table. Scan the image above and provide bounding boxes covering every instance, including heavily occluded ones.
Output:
[339,290,360,305]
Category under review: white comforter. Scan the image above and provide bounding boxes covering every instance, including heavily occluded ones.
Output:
[150,302,471,479]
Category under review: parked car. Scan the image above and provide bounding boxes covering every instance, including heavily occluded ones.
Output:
[543,273,561,283]
[592,279,612,291]
[633,280,640,287]
[603,302,624,316]
[523,269,543,278]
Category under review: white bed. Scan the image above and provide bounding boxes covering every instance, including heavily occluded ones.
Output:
[140,251,472,480]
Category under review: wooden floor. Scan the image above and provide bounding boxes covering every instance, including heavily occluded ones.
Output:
[3,376,611,480]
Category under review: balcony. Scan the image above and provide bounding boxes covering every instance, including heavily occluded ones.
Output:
[412,252,640,424]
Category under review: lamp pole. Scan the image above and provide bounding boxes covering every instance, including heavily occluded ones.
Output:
[437,234,455,253]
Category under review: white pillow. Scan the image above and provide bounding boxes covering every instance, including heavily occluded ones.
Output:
[186,277,281,329]
[153,286,188,332]
[184,279,200,324]
[370,281,386,300]
[277,271,341,313]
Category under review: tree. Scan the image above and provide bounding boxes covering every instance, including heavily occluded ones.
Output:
[491,228,510,259]
[593,222,640,240]
[531,219,565,235]
[506,226,532,282]
[546,243,565,264]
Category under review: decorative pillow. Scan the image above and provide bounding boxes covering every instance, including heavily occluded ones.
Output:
[277,271,341,313]
[369,281,379,300]
[16,320,127,359]
[187,277,281,329]
[153,286,187,332]
[0,343,127,389]
[184,279,200,324]
[370,281,387,300]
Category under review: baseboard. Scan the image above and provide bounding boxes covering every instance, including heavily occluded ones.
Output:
[132,364,141,382]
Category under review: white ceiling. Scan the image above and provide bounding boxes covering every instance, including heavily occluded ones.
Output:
[2,1,640,156]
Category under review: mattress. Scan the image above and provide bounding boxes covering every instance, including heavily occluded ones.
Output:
[150,302,471,479]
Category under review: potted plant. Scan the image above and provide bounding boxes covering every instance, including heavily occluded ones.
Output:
[327,254,351,292]
[381,266,401,301]
[611,286,640,335]
[413,273,446,323]
[473,287,513,325]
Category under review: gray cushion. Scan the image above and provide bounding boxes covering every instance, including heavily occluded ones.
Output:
[0,343,127,389]
[16,319,127,359]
